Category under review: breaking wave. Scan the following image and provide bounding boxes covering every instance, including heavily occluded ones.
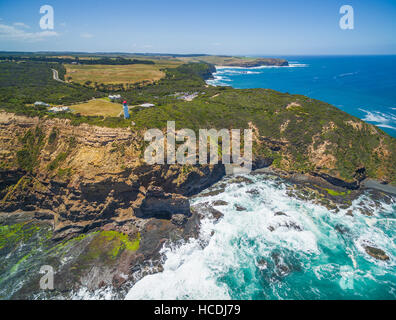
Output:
[359,109,396,131]
[206,63,308,86]
[126,174,396,300]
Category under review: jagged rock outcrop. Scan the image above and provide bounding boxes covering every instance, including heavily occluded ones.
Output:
[0,112,225,240]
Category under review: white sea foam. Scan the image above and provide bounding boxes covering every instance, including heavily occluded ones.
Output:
[359,108,396,130]
[335,72,358,79]
[71,286,116,300]
[125,174,396,300]
[206,72,232,86]
[377,124,396,130]
[215,63,307,70]
[125,177,320,299]
[288,63,309,68]
[217,69,260,75]
[206,62,308,87]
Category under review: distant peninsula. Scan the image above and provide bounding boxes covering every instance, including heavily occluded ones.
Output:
[177,55,289,67]
[0,52,395,298]
[214,57,289,68]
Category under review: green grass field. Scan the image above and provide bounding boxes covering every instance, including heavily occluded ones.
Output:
[69,99,123,117]
[65,60,182,87]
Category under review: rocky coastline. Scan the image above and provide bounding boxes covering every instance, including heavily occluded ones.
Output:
[0,111,395,298]
[222,58,289,68]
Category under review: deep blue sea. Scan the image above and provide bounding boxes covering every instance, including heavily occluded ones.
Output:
[207,55,396,138]
[124,57,396,300]
[2,56,395,300]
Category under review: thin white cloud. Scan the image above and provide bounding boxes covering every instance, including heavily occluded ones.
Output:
[80,32,93,38]
[0,23,58,42]
[13,22,30,29]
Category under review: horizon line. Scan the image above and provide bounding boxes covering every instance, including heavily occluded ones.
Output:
[0,50,396,57]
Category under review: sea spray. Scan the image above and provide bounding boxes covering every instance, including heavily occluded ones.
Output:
[126,174,396,300]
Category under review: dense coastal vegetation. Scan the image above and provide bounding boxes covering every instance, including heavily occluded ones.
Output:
[0,52,395,299]
[179,55,288,67]
[0,54,394,184]
[0,55,155,65]
[0,61,103,108]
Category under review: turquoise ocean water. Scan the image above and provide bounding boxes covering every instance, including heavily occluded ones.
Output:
[126,175,396,300]
[125,57,396,300]
[2,56,395,300]
[207,55,396,138]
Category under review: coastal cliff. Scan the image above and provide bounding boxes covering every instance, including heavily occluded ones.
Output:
[0,100,395,297]
[0,112,227,297]
[1,104,395,236]
[180,55,289,67]
[0,60,395,298]
[0,112,226,233]
[220,58,289,68]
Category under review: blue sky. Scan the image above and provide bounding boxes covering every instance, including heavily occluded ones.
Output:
[0,0,395,55]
